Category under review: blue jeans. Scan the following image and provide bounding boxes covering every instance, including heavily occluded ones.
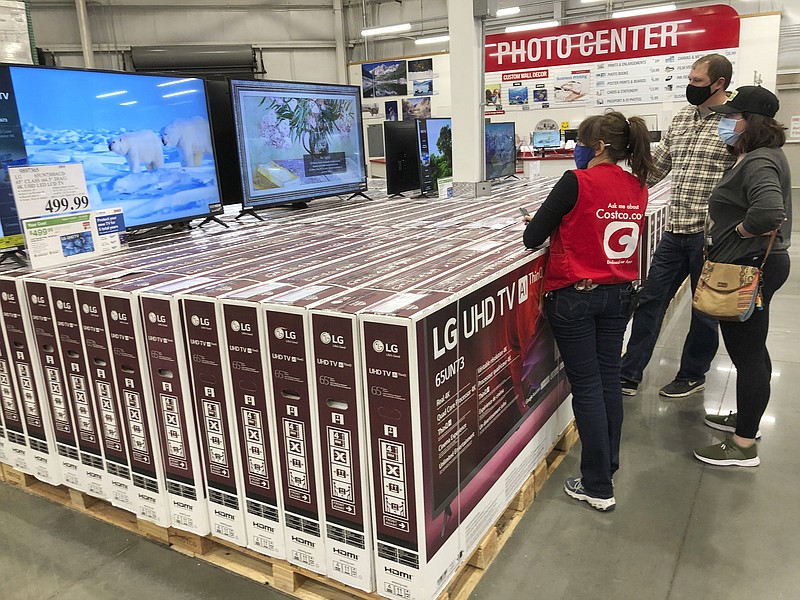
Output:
[545,283,633,497]
[621,231,718,384]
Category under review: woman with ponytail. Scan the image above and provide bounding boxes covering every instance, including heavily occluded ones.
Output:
[522,111,653,511]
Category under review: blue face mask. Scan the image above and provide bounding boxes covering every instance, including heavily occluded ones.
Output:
[717,117,741,145]
[574,144,595,170]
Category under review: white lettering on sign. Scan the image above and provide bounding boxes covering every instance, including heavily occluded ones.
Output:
[492,22,679,67]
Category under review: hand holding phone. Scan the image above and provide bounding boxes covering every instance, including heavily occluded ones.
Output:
[519,207,530,217]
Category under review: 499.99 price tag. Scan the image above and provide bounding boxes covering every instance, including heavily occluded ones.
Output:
[8,163,92,221]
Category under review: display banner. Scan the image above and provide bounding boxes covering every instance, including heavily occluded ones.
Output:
[485,5,739,72]
[485,5,739,110]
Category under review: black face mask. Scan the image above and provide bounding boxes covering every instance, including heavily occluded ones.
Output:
[686,83,714,106]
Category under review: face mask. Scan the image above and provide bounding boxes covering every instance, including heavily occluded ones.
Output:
[686,83,714,106]
[717,117,741,145]
[574,144,595,170]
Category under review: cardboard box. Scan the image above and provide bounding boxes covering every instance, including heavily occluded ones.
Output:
[0,273,66,485]
[73,286,139,512]
[137,275,216,535]
[357,252,568,600]
[99,283,171,526]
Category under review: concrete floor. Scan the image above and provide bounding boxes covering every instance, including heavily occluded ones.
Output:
[1,246,798,600]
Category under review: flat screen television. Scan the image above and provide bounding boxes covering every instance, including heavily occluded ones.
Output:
[564,128,578,143]
[650,130,662,143]
[532,130,561,149]
[0,64,223,231]
[204,78,246,206]
[384,121,420,196]
[485,122,516,180]
[416,117,452,194]
[229,79,368,209]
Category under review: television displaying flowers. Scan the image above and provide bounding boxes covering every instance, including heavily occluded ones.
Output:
[230,79,368,208]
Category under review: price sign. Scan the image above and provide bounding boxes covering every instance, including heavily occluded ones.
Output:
[21,208,127,270]
[8,163,92,221]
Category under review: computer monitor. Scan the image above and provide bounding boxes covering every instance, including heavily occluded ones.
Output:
[650,130,662,143]
[563,129,578,143]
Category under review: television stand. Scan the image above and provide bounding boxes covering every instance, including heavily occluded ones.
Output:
[503,174,520,180]
[344,191,372,202]
[197,214,229,228]
[0,249,27,267]
[235,208,266,221]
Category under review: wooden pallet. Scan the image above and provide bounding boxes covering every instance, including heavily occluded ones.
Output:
[0,420,579,600]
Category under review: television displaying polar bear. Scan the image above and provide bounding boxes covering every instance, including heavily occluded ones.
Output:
[108,130,165,173]
[160,117,213,167]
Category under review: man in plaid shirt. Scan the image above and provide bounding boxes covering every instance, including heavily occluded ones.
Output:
[621,54,735,398]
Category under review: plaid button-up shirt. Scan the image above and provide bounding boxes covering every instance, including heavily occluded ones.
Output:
[648,105,736,234]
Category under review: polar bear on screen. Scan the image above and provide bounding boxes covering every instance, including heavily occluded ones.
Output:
[160,117,213,167]
[108,130,165,173]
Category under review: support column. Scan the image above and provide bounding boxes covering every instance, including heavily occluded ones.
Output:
[448,0,489,198]
[333,0,347,84]
[75,0,94,69]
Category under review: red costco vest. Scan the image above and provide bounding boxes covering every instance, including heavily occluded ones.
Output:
[545,163,648,292]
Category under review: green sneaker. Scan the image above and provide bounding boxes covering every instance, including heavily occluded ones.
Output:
[693,437,760,467]
[704,412,762,439]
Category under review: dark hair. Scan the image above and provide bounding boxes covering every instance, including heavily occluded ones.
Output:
[577,111,653,187]
[734,113,786,153]
[692,53,733,89]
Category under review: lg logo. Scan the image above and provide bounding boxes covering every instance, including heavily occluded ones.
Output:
[274,327,296,341]
[320,332,345,345]
[31,294,45,305]
[110,310,125,322]
[373,340,399,354]
[230,320,252,333]
[604,222,640,259]
[190,315,210,327]
[82,304,98,315]
[148,312,166,324]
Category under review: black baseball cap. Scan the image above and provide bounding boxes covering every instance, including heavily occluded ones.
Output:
[710,85,779,118]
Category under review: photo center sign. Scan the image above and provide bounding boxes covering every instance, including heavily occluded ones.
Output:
[485,4,740,108]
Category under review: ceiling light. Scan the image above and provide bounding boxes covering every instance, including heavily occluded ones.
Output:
[504,20,559,34]
[361,22,412,37]
[415,35,450,45]
[496,6,521,17]
[612,4,677,18]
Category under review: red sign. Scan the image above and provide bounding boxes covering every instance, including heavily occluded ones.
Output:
[501,69,548,82]
[485,4,739,72]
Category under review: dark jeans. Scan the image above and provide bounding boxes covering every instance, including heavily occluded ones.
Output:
[545,283,633,498]
[621,231,719,384]
[719,252,790,439]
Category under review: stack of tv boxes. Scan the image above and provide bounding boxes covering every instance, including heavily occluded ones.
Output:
[0,178,665,599]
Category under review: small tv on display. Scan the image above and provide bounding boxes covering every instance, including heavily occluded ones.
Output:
[230,79,368,209]
[564,129,578,143]
[0,64,222,230]
[485,122,516,180]
[384,121,420,196]
[532,130,561,149]
[416,117,452,195]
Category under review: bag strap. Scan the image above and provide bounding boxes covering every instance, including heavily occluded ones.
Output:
[759,229,778,270]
